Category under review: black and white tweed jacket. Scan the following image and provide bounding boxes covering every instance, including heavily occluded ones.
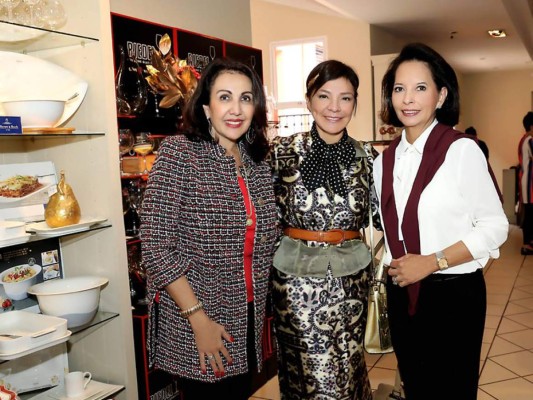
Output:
[141,134,277,382]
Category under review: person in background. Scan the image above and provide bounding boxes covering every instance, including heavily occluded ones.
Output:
[270,59,380,400]
[373,43,508,400]
[465,126,489,159]
[140,58,277,400]
[518,111,533,255]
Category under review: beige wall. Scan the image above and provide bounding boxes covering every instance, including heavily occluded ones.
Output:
[110,0,252,45]
[109,0,533,190]
[250,0,373,140]
[461,69,533,187]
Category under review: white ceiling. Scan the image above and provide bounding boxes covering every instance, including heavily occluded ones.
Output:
[262,0,533,74]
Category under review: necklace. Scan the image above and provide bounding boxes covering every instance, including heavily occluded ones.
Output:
[238,149,254,227]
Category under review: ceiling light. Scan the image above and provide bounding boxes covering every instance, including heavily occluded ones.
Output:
[487,29,507,38]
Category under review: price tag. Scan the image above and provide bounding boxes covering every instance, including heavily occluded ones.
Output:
[0,116,22,135]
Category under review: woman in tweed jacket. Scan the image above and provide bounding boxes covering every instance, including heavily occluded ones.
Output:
[141,58,277,400]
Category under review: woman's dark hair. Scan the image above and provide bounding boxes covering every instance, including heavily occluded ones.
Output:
[380,42,460,127]
[305,60,359,114]
[182,57,269,162]
[523,111,533,131]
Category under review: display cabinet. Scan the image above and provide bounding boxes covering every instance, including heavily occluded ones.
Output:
[0,1,137,398]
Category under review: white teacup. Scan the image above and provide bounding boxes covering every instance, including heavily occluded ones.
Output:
[65,371,92,398]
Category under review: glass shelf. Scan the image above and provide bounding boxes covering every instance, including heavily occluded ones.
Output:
[0,20,98,53]
[70,311,119,335]
[0,131,105,138]
[0,312,119,365]
[27,221,111,242]
[0,222,112,250]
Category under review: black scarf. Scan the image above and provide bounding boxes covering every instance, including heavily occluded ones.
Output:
[301,123,358,197]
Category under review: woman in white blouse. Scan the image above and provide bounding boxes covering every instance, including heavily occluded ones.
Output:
[373,43,508,400]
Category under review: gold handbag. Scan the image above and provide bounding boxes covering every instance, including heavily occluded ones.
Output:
[364,244,393,353]
[364,187,393,354]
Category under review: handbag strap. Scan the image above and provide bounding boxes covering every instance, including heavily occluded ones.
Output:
[355,140,386,282]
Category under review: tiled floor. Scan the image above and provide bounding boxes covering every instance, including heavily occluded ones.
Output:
[250,224,533,400]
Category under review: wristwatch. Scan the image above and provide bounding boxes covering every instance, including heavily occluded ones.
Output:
[435,250,449,270]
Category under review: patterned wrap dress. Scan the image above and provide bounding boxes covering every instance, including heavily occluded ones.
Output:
[269,125,380,400]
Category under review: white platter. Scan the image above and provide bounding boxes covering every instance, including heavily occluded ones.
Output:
[0,233,31,248]
[26,217,107,236]
[0,330,71,360]
[0,51,88,127]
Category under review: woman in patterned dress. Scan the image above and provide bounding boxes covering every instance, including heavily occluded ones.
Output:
[270,60,380,400]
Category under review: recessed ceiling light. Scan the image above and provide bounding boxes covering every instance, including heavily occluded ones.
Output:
[487,29,507,38]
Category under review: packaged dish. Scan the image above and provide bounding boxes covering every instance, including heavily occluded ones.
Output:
[0,311,67,356]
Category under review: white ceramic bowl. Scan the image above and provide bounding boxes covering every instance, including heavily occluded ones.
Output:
[0,264,42,301]
[2,100,66,128]
[27,276,108,328]
[0,220,26,240]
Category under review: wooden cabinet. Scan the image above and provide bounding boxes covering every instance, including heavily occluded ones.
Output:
[0,1,137,398]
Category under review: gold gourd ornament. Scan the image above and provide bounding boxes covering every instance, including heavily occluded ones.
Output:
[45,171,81,228]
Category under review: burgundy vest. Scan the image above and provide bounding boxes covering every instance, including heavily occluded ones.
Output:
[381,123,501,316]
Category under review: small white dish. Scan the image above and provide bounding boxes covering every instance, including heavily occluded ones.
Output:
[26,217,107,237]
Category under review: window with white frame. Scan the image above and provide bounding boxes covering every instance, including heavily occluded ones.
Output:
[270,37,326,112]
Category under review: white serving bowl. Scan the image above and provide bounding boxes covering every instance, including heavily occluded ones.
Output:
[27,276,108,328]
[2,99,66,128]
[0,264,42,301]
[0,220,26,240]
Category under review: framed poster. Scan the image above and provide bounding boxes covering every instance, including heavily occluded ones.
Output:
[111,14,174,71]
[225,41,263,81]
[111,13,180,129]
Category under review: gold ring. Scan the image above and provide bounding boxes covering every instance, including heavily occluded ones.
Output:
[207,354,215,360]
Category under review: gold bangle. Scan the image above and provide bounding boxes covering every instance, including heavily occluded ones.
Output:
[178,301,203,318]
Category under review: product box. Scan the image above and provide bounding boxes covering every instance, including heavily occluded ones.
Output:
[0,161,57,222]
[0,238,63,314]
[0,342,68,394]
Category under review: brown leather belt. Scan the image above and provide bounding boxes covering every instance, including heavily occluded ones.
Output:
[283,227,361,245]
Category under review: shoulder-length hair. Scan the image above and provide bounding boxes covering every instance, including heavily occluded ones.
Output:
[182,57,269,162]
[380,42,460,127]
[305,59,359,114]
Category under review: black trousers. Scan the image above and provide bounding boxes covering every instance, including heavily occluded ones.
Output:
[387,269,486,400]
[522,203,533,245]
[179,302,257,400]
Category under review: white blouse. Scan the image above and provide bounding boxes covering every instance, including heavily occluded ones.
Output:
[373,121,509,274]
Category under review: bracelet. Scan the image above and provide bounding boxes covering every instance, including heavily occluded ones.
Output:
[178,301,203,318]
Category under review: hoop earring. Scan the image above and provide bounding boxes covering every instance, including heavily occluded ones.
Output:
[246,126,255,144]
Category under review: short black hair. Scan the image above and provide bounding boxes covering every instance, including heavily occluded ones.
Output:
[523,111,533,131]
[305,60,359,114]
[465,126,477,136]
[182,57,269,162]
[381,42,460,127]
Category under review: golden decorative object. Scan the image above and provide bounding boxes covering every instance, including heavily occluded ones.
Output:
[45,170,81,228]
[145,33,200,108]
